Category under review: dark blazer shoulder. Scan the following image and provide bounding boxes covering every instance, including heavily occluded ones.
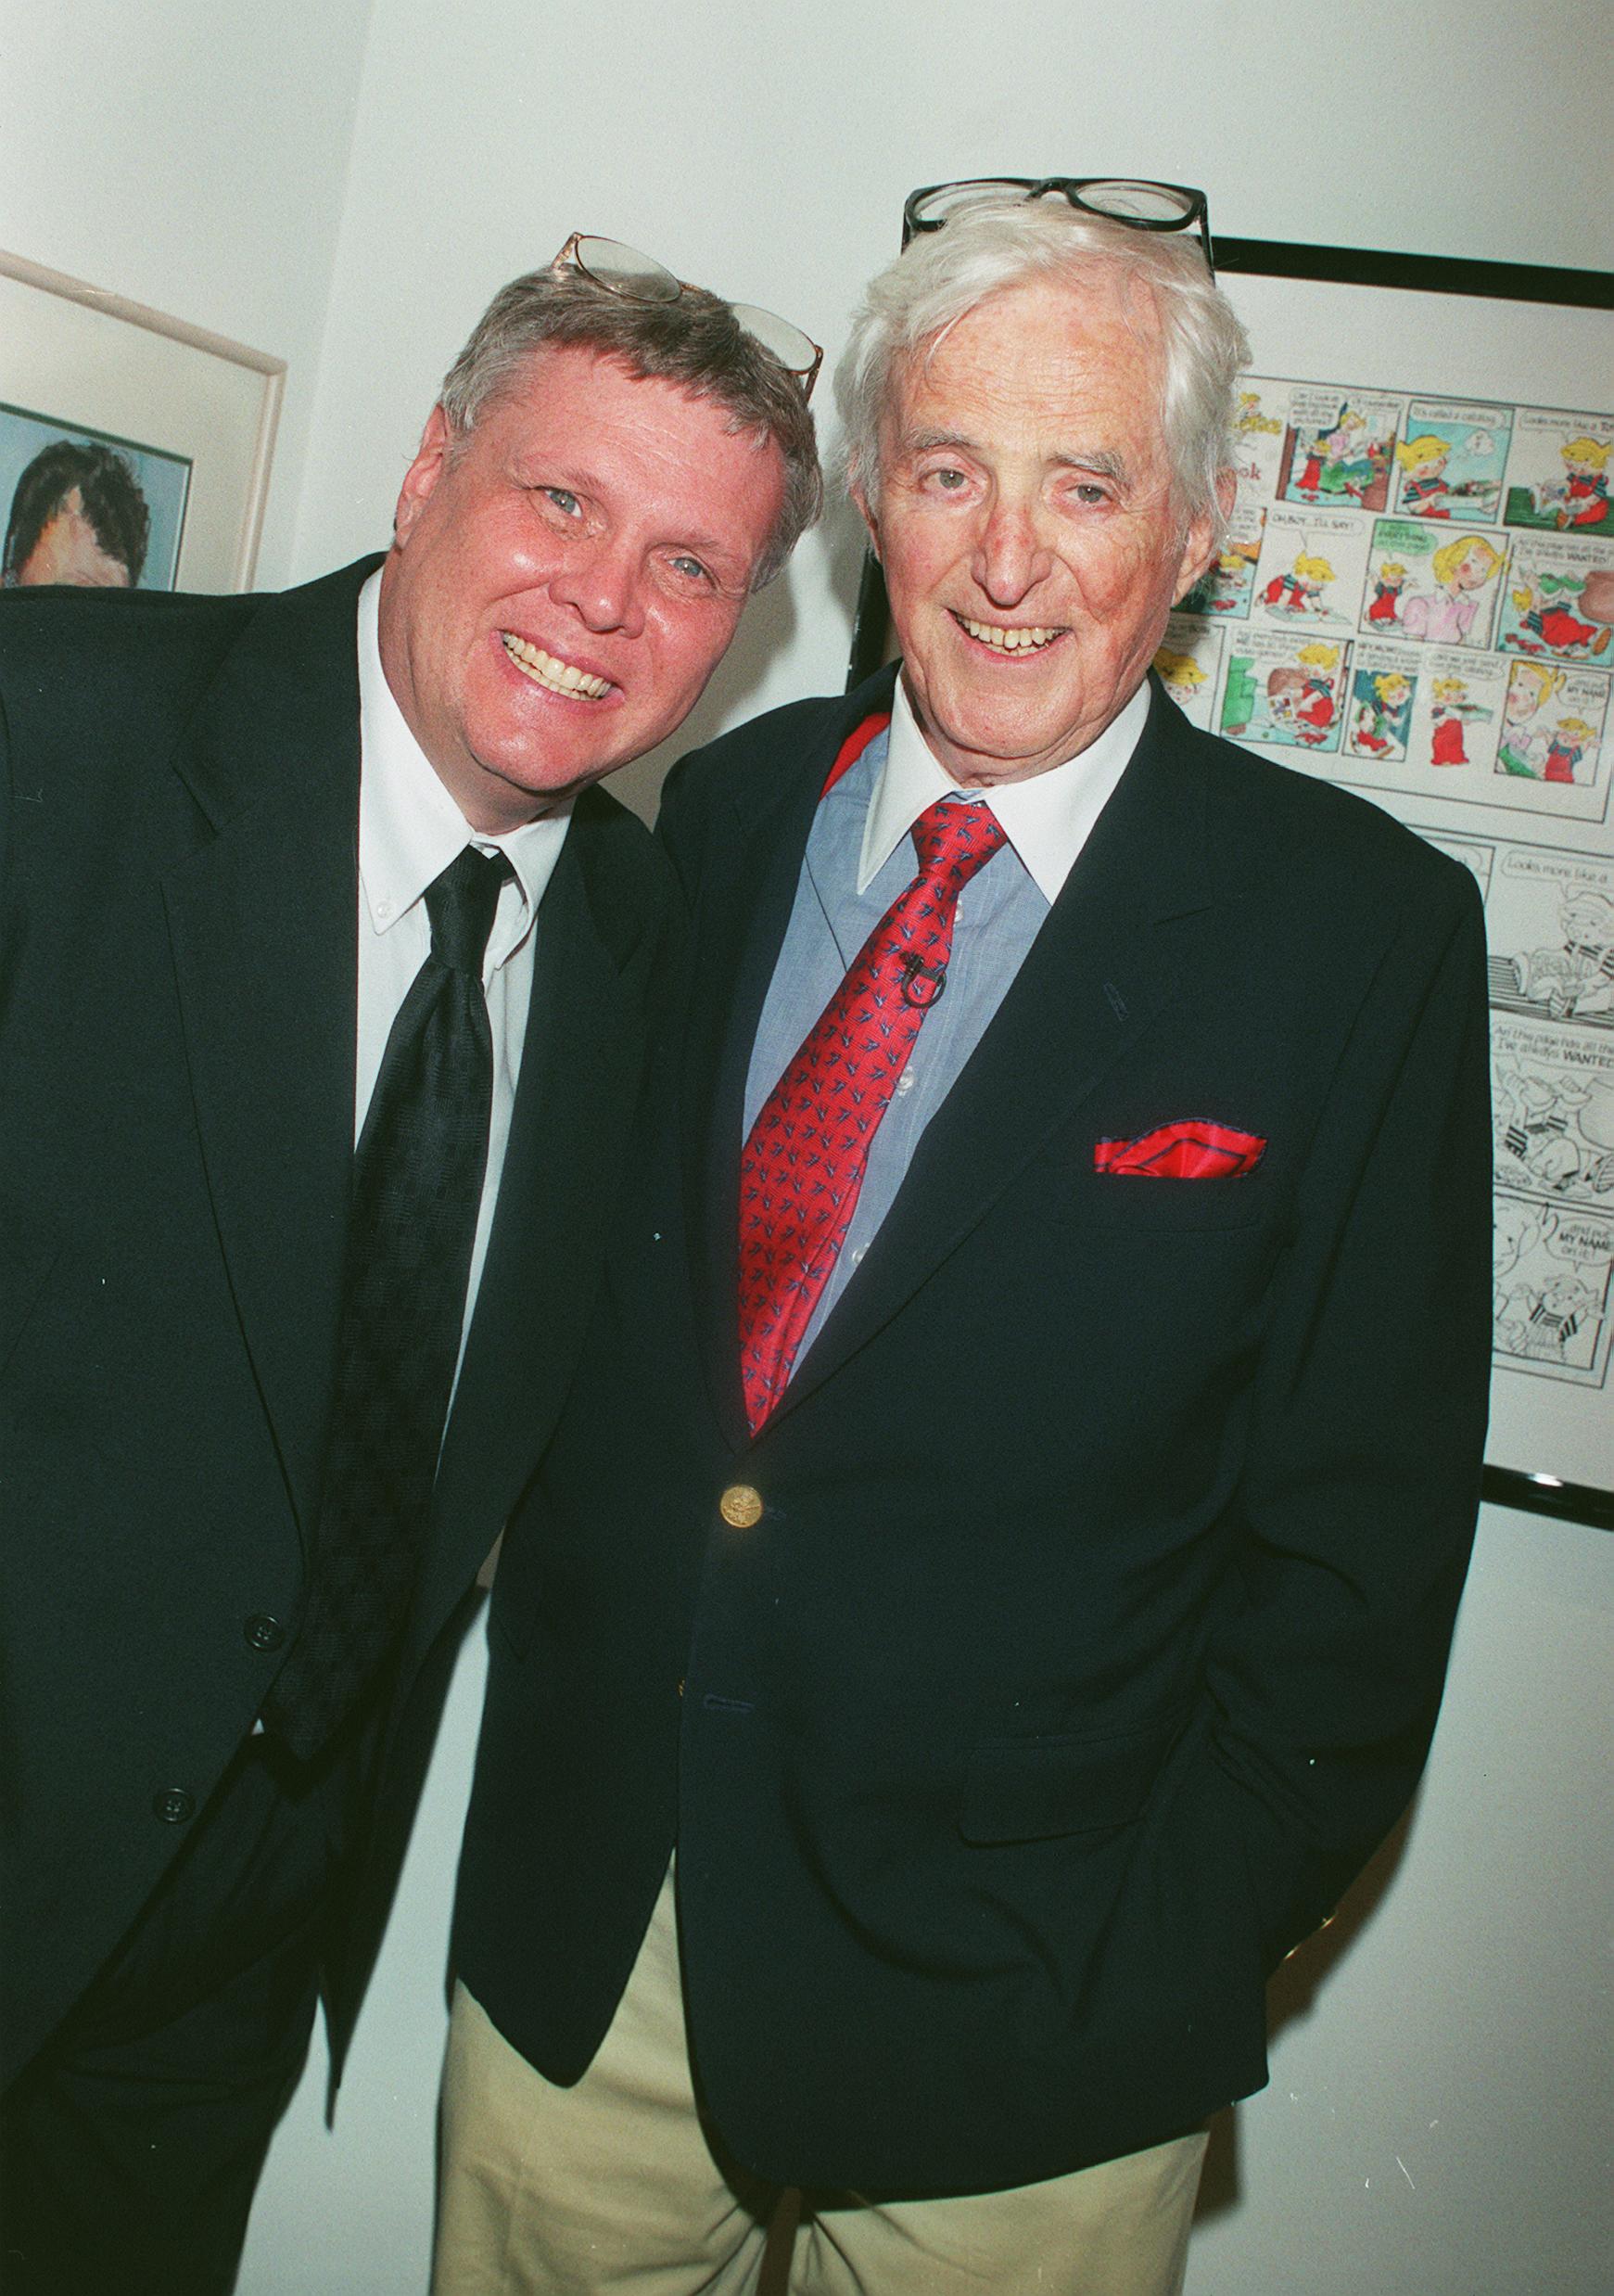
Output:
[665,665,898,818]
[0,582,252,751]
[0,558,380,802]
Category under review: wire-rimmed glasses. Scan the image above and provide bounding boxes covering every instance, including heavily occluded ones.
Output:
[553,234,823,398]
[901,178,1214,273]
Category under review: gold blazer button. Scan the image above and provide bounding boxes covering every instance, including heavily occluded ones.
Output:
[718,1483,765,1529]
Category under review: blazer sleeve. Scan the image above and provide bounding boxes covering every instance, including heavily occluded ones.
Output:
[1197,865,1493,1970]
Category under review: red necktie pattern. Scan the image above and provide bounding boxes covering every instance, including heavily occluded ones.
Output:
[738,796,1007,1432]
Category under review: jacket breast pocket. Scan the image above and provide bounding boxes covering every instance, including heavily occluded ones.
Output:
[1038,1167,1288,1237]
[958,1712,1188,1845]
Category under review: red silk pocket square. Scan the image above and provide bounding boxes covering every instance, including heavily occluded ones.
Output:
[1094,1120,1267,1180]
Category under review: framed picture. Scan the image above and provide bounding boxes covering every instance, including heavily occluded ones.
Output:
[845,230,1614,1527]
[0,249,284,594]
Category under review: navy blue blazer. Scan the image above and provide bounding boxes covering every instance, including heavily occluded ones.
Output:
[0,561,674,2084]
[453,665,1492,2197]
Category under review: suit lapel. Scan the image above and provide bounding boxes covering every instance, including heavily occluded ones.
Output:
[159,562,378,1534]
[767,685,1217,1425]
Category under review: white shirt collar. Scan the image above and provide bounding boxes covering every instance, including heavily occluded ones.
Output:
[356,569,571,949]
[858,674,1150,904]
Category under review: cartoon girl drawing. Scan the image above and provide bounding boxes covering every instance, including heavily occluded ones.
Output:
[1402,534,1502,645]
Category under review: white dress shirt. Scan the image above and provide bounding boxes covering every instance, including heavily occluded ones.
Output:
[859,673,1150,901]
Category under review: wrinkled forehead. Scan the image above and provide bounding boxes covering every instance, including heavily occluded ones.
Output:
[881,263,1170,440]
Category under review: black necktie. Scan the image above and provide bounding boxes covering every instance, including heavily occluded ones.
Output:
[263,844,512,1762]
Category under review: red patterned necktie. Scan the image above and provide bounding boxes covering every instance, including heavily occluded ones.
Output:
[738,794,1007,1432]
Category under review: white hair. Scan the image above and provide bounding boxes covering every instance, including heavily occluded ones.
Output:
[834,199,1250,543]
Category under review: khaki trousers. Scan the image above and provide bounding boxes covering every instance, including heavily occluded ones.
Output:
[435,1866,1205,2296]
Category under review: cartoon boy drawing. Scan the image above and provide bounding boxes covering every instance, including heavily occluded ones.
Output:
[1262,552,1333,616]
[1353,669,1412,756]
[1522,1273,1598,1362]
[1366,560,1408,624]
[1292,642,1341,745]
[1552,892,1614,1018]
[1498,660,1568,775]
[1395,434,1455,516]
[1541,715,1598,786]
[1551,437,1610,530]
[1429,676,1474,765]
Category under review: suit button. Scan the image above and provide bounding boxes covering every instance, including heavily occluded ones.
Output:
[243,1614,286,1652]
[152,1788,195,1825]
[718,1483,764,1529]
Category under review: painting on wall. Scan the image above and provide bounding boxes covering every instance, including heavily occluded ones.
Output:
[0,249,284,593]
[1,401,190,591]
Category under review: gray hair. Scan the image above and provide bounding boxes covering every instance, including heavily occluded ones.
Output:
[438,268,821,588]
[834,199,1250,543]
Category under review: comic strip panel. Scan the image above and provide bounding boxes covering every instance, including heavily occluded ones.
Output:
[1359,518,1506,651]
[1503,408,1612,538]
[1492,657,1611,823]
[1495,530,1614,666]
[1252,505,1370,634]
[1493,1191,1614,1389]
[1390,401,1512,524]
[1483,842,1614,1034]
[1275,386,1399,515]
[1217,626,1352,756]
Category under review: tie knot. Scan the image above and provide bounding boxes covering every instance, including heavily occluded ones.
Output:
[909,797,1006,887]
[425,846,513,976]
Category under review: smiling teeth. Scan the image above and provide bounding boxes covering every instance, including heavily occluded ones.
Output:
[958,616,1061,653]
[502,632,612,698]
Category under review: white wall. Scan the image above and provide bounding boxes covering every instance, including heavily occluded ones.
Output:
[10,0,1609,2286]
[0,0,375,587]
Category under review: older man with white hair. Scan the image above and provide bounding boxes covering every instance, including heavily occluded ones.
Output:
[437,183,1493,2295]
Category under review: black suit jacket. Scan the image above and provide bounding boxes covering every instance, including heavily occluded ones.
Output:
[0,560,674,2085]
[454,663,1493,2197]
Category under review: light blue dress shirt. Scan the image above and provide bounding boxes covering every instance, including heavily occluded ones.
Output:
[743,677,1146,1371]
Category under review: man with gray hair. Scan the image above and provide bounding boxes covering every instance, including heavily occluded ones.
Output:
[438,185,1492,2293]
[0,240,819,2293]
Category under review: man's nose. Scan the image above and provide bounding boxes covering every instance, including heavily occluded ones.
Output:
[551,537,646,638]
[972,498,1052,607]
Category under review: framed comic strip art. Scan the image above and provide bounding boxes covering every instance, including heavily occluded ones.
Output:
[0,249,284,595]
[846,232,1613,1526]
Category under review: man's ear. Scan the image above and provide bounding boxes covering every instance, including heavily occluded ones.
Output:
[391,404,452,550]
[851,474,881,561]
[1173,469,1237,606]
